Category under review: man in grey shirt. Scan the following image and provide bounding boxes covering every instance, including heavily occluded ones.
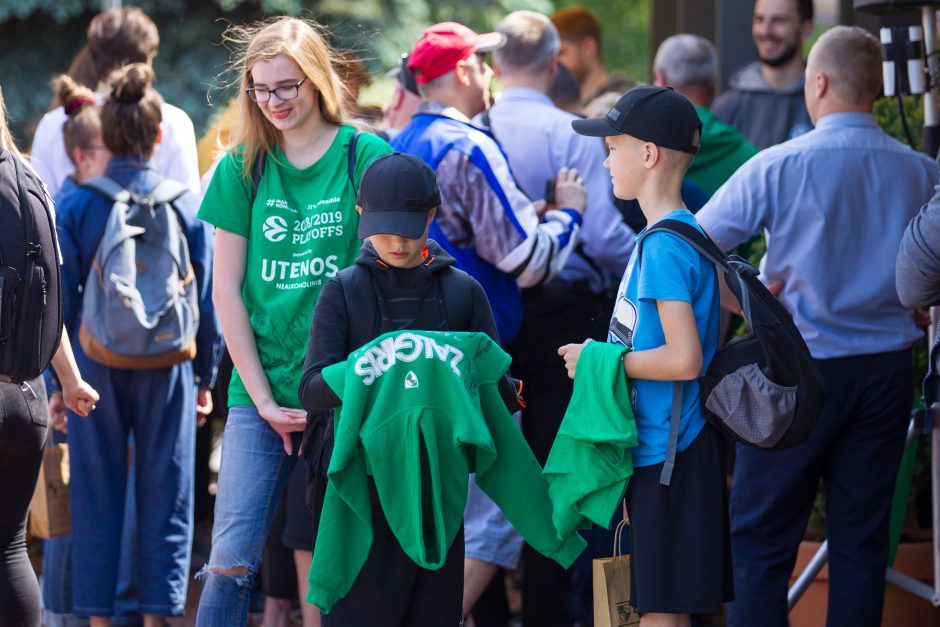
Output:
[712,0,814,149]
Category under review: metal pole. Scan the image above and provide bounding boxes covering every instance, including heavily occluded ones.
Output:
[922,7,940,158]
[101,0,122,11]
[788,540,829,610]
[932,403,940,605]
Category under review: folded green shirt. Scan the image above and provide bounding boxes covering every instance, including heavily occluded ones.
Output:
[543,340,638,535]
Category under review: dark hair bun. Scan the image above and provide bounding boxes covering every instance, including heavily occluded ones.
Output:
[108,63,154,104]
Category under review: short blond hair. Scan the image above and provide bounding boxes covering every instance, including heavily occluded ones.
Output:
[807,26,883,105]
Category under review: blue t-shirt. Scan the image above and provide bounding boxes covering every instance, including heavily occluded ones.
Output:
[608,209,719,468]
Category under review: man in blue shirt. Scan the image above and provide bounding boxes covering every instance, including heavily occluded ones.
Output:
[483,12,636,625]
[697,26,940,627]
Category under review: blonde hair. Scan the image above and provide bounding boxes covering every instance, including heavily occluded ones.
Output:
[0,83,23,159]
[224,17,347,178]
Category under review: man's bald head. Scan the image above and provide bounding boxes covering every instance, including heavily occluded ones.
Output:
[806,26,882,107]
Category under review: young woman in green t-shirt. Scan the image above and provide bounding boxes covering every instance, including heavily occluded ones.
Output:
[195,17,391,626]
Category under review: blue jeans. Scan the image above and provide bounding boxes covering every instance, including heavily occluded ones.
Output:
[68,361,195,617]
[43,434,141,625]
[727,349,912,627]
[195,405,301,627]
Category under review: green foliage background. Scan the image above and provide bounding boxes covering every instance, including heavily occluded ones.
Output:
[0,0,650,150]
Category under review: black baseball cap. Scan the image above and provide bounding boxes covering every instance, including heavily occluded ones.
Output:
[571,86,701,154]
[357,152,441,239]
[386,53,420,96]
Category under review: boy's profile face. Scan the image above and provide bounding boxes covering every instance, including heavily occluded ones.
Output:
[368,209,436,269]
[604,134,647,201]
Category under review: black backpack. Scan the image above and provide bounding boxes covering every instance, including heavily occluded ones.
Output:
[642,219,826,485]
[0,149,62,383]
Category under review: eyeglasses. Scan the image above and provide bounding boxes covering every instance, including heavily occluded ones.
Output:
[246,78,307,103]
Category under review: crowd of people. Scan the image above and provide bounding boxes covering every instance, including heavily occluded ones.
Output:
[1,1,939,627]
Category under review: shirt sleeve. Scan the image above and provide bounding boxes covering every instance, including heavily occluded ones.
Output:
[637,232,700,304]
[30,110,68,198]
[436,134,582,288]
[298,278,348,415]
[695,153,773,251]
[54,192,85,335]
[197,151,252,237]
[897,185,940,308]
[156,105,201,195]
[352,131,393,187]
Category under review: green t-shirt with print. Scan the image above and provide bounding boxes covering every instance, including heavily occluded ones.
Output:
[198,125,391,408]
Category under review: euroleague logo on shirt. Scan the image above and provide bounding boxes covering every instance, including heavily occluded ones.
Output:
[354,333,464,386]
[263,216,289,242]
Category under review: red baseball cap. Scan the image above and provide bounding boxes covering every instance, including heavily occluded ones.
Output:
[408,22,506,85]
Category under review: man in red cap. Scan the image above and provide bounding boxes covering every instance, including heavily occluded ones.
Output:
[391,20,589,619]
[392,21,586,345]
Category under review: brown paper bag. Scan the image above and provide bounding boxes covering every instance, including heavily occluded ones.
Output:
[29,443,71,538]
[593,502,640,627]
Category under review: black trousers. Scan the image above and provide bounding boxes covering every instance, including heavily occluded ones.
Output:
[321,516,465,626]
[0,376,48,627]
[727,349,913,627]
[508,283,611,627]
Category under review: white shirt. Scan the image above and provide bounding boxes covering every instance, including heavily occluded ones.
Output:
[30,94,200,198]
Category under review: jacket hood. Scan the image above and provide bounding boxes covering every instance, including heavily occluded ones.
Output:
[728,60,805,95]
[356,238,456,275]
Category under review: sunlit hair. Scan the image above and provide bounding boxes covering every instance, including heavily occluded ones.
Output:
[224,17,348,178]
[0,83,22,159]
[53,74,102,164]
[87,7,160,84]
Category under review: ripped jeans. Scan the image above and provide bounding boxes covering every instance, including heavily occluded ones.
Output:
[195,405,302,626]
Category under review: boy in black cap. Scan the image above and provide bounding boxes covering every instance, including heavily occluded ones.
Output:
[297,152,521,625]
[559,86,733,623]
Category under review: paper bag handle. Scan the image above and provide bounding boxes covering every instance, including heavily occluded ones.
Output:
[612,499,629,558]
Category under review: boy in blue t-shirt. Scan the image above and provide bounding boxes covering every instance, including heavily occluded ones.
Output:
[561,86,732,623]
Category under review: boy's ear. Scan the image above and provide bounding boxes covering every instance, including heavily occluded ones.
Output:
[428,206,437,222]
[643,142,660,170]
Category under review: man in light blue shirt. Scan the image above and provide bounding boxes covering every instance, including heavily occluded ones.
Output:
[482,11,635,626]
[697,26,939,627]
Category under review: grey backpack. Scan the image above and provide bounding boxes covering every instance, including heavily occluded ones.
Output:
[79,176,198,369]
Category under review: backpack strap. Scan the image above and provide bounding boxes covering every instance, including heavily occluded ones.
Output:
[250,151,267,205]
[437,266,473,330]
[81,175,136,205]
[337,264,378,348]
[250,130,362,206]
[646,218,757,327]
[639,219,724,486]
[347,131,362,194]
[147,179,189,206]
[660,381,683,486]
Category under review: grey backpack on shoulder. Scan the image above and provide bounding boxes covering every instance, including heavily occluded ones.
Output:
[79,176,198,369]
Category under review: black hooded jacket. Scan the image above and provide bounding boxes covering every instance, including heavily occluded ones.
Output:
[298,239,517,414]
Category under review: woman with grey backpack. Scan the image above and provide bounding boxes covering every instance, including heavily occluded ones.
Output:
[54,63,222,625]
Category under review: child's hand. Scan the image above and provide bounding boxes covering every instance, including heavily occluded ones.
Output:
[557,339,592,379]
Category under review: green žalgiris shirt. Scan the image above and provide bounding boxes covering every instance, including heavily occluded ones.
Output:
[308,331,586,613]
[197,126,391,408]
[543,340,637,536]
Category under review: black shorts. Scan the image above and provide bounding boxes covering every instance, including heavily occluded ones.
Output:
[626,423,733,615]
[282,460,315,552]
